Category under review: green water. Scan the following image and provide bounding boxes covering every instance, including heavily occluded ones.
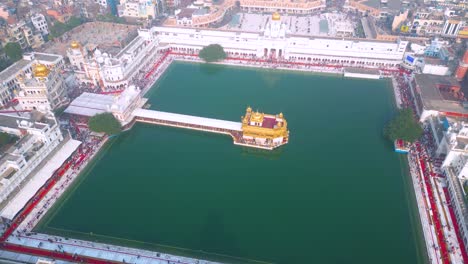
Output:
[37,62,425,264]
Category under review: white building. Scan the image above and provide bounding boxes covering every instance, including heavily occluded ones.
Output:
[15,64,68,111]
[31,13,49,35]
[439,122,468,252]
[119,0,158,19]
[0,53,65,108]
[64,85,143,125]
[420,57,451,76]
[0,111,63,207]
[66,36,159,90]
[150,13,408,67]
[68,13,409,93]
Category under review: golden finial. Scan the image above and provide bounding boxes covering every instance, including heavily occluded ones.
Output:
[70,40,81,49]
[272,12,281,21]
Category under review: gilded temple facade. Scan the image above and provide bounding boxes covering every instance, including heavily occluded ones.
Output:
[240,107,289,148]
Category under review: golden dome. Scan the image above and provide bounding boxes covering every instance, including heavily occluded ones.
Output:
[272,12,281,21]
[33,64,50,78]
[246,106,252,113]
[279,112,283,118]
[250,112,264,123]
[70,41,80,49]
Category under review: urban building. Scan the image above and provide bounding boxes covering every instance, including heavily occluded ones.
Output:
[66,37,159,90]
[0,53,65,109]
[6,21,44,50]
[16,64,68,112]
[152,13,408,66]
[409,74,464,121]
[64,85,143,124]
[0,111,64,207]
[30,13,49,36]
[455,49,468,81]
[164,0,325,27]
[436,121,468,253]
[118,0,158,19]
[442,18,465,38]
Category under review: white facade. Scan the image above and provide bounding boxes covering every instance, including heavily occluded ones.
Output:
[67,35,159,90]
[0,53,64,108]
[422,63,450,76]
[119,0,158,19]
[0,112,64,204]
[110,85,142,123]
[31,13,49,35]
[150,17,408,67]
[67,15,408,93]
[16,68,68,111]
[441,123,468,252]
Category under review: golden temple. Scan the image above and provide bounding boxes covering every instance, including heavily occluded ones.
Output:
[239,107,289,148]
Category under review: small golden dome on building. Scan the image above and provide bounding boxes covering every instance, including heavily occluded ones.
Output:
[246,106,252,113]
[272,12,281,21]
[279,112,283,118]
[250,112,264,123]
[33,64,50,78]
[70,41,80,49]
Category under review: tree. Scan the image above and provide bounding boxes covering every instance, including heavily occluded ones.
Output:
[0,132,16,148]
[4,42,22,62]
[384,108,423,143]
[88,113,122,135]
[48,17,83,39]
[67,16,82,29]
[198,44,227,62]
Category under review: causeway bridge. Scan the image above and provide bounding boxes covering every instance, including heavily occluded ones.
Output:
[133,108,243,139]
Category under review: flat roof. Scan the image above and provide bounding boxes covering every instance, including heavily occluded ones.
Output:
[133,108,242,131]
[345,67,380,75]
[0,52,62,83]
[414,74,466,114]
[0,59,30,82]
[64,92,114,117]
[0,139,81,220]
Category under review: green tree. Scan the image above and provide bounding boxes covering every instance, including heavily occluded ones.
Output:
[4,42,22,62]
[0,132,16,148]
[66,16,82,29]
[384,108,423,143]
[88,113,122,135]
[48,17,83,39]
[198,44,227,62]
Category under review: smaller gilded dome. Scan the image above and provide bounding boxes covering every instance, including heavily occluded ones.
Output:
[33,64,50,78]
[246,106,252,113]
[70,41,80,49]
[272,12,281,21]
[251,112,264,122]
[279,112,283,118]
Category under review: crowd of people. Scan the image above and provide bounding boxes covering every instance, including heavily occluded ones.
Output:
[392,68,468,264]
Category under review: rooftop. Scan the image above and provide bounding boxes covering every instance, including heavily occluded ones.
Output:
[414,74,465,114]
[0,53,62,83]
[64,92,114,117]
[345,67,380,75]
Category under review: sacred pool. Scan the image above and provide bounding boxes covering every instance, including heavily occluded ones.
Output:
[36,62,427,264]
